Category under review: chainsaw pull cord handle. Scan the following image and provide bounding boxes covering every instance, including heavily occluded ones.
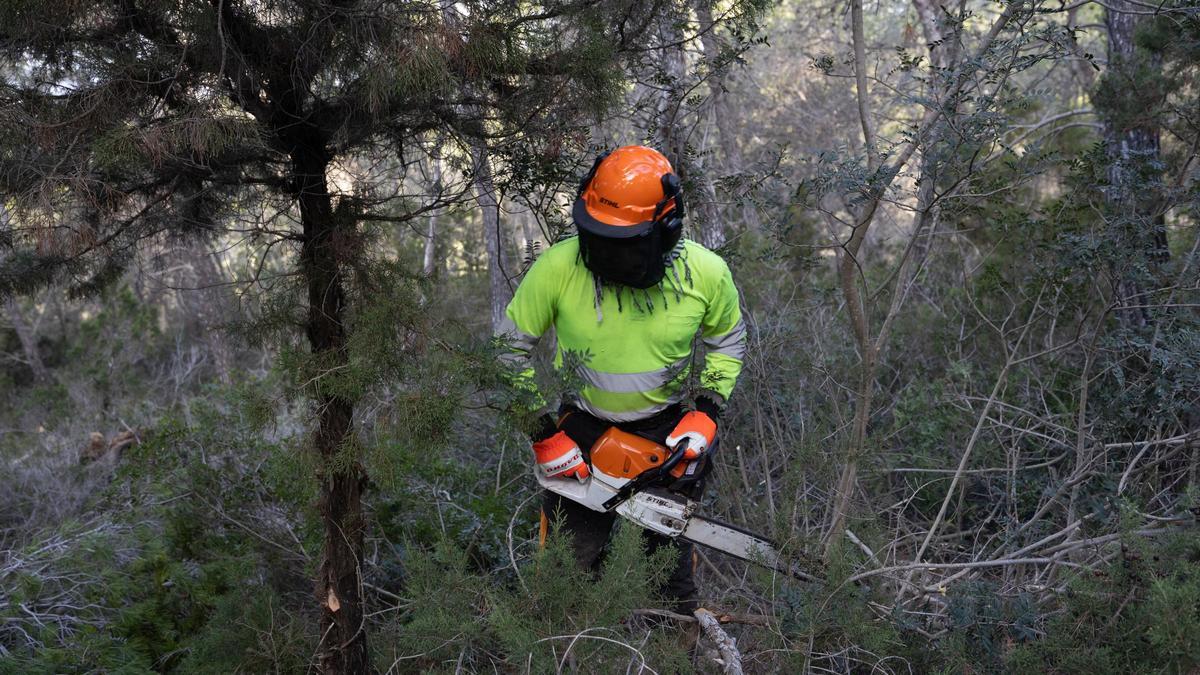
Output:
[602,439,689,511]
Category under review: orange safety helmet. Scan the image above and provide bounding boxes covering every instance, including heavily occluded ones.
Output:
[572,145,685,239]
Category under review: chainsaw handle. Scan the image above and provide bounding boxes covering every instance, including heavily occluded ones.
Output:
[658,438,690,476]
[602,439,689,511]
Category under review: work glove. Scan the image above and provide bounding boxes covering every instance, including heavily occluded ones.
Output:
[666,410,717,460]
[533,431,591,481]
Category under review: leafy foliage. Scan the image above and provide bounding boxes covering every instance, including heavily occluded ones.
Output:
[378,521,686,673]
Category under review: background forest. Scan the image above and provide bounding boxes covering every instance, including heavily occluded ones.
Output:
[1,0,1198,672]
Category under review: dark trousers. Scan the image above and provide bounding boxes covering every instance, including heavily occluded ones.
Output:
[540,404,716,613]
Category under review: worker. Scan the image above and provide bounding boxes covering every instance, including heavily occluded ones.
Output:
[497,145,747,613]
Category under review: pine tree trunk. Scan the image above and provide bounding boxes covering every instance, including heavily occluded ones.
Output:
[294,144,369,675]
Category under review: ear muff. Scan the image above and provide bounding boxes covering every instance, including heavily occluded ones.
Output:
[655,173,685,233]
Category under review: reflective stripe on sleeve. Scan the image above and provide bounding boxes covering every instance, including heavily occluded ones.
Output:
[703,318,746,360]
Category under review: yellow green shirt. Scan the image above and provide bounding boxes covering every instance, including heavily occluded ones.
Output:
[498,237,746,422]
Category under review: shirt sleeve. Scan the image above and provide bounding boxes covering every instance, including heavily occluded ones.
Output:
[698,258,746,402]
[495,249,559,413]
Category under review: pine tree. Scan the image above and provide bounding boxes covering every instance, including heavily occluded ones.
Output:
[0,1,661,670]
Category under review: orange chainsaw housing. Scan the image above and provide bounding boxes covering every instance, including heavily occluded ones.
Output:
[590,427,687,480]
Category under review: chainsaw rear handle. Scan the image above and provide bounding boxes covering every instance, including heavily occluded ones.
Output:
[602,439,689,510]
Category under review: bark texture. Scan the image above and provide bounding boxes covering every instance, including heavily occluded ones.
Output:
[294,144,369,674]
[655,11,725,249]
[1104,0,1167,329]
[472,144,512,332]
[694,608,745,674]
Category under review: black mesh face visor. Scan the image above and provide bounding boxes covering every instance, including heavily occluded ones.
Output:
[578,224,669,289]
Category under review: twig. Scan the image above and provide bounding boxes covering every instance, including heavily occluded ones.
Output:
[850,556,1088,588]
[506,491,537,595]
[632,608,772,627]
[534,629,656,675]
[844,528,882,567]
[913,285,1043,565]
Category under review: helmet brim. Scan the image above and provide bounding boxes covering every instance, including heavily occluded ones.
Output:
[572,197,654,239]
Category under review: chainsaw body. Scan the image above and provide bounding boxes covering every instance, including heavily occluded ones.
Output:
[534,426,821,581]
[534,427,693,537]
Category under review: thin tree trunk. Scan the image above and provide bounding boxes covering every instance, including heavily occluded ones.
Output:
[655,11,725,249]
[295,145,369,674]
[172,179,234,384]
[1065,4,1098,91]
[1104,0,1167,329]
[4,296,49,384]
[173,236,234,385]
[422,212,438,278]
[825,0,879,549]
[519,207,537,254]
[911,0,949,69]
[695,0,760,233]
[472,143,511,331]
[438,3,511,329]
[826,0,959,550]
[695,0,743,170]
[423,155,441,278]
[190,240,233,384]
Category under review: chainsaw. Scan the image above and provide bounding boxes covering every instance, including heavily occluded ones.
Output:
[535,427,819,582]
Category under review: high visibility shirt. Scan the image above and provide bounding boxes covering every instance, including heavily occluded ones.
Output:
[497,236,746,422]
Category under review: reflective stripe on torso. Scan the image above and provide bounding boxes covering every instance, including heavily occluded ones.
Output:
[503,236,744,422]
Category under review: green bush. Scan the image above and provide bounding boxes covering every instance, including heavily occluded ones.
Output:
[375,521,688,673]
[1007,531,1200,674]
